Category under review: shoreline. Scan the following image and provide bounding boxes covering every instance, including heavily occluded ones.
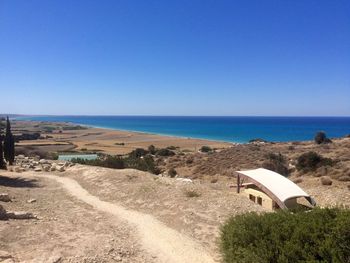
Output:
[15,117,242,144]
[58,121,241,145]
[13,115,350,144]
[13,120,233,155]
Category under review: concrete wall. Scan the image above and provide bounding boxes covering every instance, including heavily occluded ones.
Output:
[244,187,276,210]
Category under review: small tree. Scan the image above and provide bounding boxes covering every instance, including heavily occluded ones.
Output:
[148,145,156,155]
[3,117,15,165]
[0,118,6,169]
[200,146,212,153]
[314,131,332,144]
[0,138,5,169]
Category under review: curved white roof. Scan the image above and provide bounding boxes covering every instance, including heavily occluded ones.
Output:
[237,168,314,205]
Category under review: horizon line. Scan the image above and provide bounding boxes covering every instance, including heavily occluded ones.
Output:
[5,114,350,118]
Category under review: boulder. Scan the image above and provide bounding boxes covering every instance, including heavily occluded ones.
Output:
[42,165,51,172]
[39,159,49,164]
[0,194,11,202]
[27,199,36,203]
[34,167,42,172]
[57,166,65,172]
[321,177,333,186]
[176,178,193,183]
[16,155,25,159]
[0,205,7,220]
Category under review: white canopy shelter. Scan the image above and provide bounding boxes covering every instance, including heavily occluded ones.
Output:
[236,168,316,209]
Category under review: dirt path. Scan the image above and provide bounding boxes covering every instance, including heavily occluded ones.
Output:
[37,173,215,263]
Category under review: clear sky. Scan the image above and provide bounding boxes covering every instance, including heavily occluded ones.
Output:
[0,0,349,116]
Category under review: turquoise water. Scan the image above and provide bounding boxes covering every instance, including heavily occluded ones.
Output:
[17,116,350,143]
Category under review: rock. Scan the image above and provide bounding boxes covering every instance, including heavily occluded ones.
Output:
[39,159,48,164]
[47,255,62,263]
[0,250,12,260]
[0,194,11,202]
[6,211,36,219]
[176,178,193,183]
[50,166,56,172]
[34,167,42,172]
[43,165,51,172]
[57,166,65,172]
[0,205,7,220]
[27,199,36,203]
[16,155,25,159]
[321,177,333,186]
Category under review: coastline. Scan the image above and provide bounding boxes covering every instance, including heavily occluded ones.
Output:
[14,115,350,143]
[13,120,232,155]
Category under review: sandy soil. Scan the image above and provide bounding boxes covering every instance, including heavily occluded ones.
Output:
[13,121,231,155]
[0,165,265,263]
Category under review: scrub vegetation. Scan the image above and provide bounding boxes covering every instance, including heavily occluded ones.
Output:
[221,207,350,263]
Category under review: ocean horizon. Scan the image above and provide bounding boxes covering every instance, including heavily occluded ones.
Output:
[15,115,350,143]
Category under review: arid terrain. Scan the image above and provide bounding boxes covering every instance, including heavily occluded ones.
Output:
[1,120,349,262]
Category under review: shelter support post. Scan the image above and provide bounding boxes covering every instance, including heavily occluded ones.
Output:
[237,174,240,193]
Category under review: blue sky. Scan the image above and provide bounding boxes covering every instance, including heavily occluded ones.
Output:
[0,0,349,116]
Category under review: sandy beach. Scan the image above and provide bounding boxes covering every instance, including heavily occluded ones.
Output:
[12,120,232,155]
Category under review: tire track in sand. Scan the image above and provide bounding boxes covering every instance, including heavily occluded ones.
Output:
[40,174,215,263]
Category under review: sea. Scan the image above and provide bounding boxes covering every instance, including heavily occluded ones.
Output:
[16,116,350,143]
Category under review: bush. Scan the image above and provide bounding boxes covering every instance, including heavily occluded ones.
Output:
[296,151,334,172]
[72,156,125,169]
[262,153,289,176]
[125,154,159,174]
[168,168,177,178]
[148,145,156,155]
[129,148,148,158]
[314,131,332,144]
[221,208,350,263]
[156,148,175,157]
[185,190,201,198]
[200,146,212,153]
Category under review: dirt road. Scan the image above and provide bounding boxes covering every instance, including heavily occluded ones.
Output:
[37,173,215,263]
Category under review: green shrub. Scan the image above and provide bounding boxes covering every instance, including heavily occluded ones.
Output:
[71,156,125,169]
[61,125,88,130]
[156,148,175,157]
[296,151,334,172]
[129,148,148,158]
[148,145,156,154]
[262,153,289,176]
[221,208,350,263]
[125,154,159,174]
[314,131,332,144]
[200,146,212,153]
